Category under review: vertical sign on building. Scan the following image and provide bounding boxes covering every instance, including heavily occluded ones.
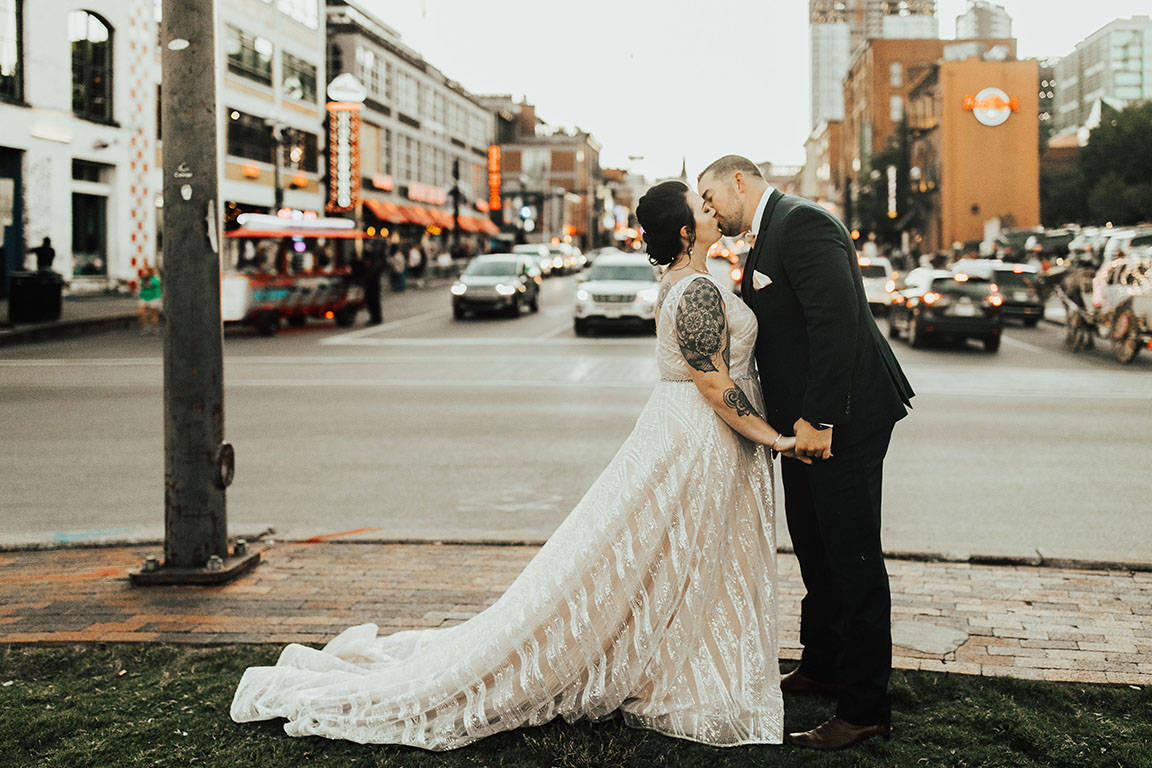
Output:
[326,103,361,213]
[487,145,502,220]
[325,74,368,214]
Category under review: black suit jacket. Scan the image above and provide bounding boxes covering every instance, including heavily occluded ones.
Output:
[742,190,914,447]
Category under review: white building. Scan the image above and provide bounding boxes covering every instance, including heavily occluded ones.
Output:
[217,0,327,230]
[0,0,329,294]
[1,0,160,292]
[956,1,1012,40]
[1054,15,1152,134]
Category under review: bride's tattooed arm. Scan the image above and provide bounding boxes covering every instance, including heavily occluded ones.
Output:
[676,278,730,373]
[673,277,787,450]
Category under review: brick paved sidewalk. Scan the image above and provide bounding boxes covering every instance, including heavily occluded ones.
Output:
[1,540,1149,685]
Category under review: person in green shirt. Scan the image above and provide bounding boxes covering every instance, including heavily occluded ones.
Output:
[138,264,162,334]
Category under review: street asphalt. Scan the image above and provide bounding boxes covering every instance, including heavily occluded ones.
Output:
[2,272,1150,563]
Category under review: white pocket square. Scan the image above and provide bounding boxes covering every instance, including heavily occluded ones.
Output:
[752,270,773,290]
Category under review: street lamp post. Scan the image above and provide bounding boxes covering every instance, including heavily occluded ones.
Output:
[131,0,259,586]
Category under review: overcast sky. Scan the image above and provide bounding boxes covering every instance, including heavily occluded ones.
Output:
[361,0,1150,181]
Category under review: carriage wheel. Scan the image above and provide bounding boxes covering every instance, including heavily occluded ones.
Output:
[1111,308,1141,364]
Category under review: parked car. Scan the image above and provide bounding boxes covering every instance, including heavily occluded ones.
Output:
[512,243,554,277]
[888,269,1004,351]
[950,259,1043,326]
[451,254,541,319]
[859,255,896,315]
[572,253,661,335]
[1101,226,1152,263]
[994,227,1044,262]
[1024,228,1077,266]
[1067,228,1108,269]
[547,243,584,274]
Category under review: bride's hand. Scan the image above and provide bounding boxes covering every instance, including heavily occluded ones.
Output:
[772,436,812,464]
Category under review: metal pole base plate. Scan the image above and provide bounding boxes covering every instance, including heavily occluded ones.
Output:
[129,550,261,586]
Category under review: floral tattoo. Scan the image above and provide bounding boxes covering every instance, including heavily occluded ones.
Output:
[676,278,729,373]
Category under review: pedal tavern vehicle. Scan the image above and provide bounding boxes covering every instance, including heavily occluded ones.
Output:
[221,214,373,336]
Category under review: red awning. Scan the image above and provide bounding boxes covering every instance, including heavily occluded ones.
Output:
[456,216,480,233]
[362,198,409,224]
[479,218,500,235]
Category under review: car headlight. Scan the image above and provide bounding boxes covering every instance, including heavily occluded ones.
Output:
[495,284,517,296]
[636,287,659,302]
[451,282,468,296]
[576,288,590,302]
[553,257,563,267]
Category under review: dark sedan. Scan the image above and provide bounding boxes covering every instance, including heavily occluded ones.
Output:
[888,269,1004,351]
[951,260,1043,326]
[451,255,541,319]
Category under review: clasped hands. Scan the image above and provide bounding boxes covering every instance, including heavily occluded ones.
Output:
[771,419,834,463]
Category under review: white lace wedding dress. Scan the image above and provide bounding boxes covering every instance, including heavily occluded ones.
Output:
[231,273,783,749]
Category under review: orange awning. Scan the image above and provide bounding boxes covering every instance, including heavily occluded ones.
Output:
[455,217,480,233]
[400,205,435,227]
[479,218,500,235]
[427,209,455,229]
[363,198,407,223]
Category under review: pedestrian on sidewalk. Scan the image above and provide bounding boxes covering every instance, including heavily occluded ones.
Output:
[388,243,407,293]
[359,248,383,325]
[408,241,427,289]
[29,237,56,271]
[137,265,162,334]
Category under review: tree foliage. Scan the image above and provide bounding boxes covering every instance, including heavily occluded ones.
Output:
[1042,102,1152,226]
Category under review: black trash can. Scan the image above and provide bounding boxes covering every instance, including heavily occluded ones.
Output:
[7,271,64,324]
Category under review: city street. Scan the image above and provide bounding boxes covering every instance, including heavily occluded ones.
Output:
[2,273,1150,562]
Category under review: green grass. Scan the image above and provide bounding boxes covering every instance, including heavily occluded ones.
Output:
[0,644,1148,768]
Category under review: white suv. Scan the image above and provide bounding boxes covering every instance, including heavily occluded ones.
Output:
[573,253,661,335]
[859,256,895,314]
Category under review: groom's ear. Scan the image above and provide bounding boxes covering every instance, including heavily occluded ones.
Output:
[733,172,746,195]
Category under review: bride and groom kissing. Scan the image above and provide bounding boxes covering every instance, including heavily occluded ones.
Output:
[231,155,915,752]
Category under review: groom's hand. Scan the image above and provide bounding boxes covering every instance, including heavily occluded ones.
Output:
[794,419,833,460]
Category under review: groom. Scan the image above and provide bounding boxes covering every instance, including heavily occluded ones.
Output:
[698,156,914,750]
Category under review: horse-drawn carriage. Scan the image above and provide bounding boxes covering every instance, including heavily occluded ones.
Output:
[1059,238,1152,364]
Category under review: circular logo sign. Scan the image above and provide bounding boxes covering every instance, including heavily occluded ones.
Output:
[969,87,1013,127]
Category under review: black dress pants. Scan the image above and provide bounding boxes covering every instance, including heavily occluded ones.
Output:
[780,425,893,726]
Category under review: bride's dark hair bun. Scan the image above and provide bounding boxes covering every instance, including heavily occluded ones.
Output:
[636,181,694,267]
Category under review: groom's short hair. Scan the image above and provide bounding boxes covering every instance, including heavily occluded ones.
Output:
[698,155,763,183]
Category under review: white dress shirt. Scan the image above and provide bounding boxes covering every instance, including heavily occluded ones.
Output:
[749,185,777,236]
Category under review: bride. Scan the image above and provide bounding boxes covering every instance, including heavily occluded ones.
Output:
[231,180,806,750]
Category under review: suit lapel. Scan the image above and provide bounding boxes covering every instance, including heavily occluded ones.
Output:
[743,189,784,297]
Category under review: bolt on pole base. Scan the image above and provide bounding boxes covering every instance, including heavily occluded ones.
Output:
[129,549,261,587]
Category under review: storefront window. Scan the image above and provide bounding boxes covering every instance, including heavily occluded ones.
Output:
[72,192,107,276]
[285,130,318,173]
[70,11,113,123]
[227,108,273,163]
[225,25,273,86]
[282,52,316,102]
[0,0,22,103]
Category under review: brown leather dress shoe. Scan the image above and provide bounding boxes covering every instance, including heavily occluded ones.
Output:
[779,668,840,696]
[785,716,892,750]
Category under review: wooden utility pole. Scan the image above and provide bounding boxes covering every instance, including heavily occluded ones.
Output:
[132,0,258,585]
